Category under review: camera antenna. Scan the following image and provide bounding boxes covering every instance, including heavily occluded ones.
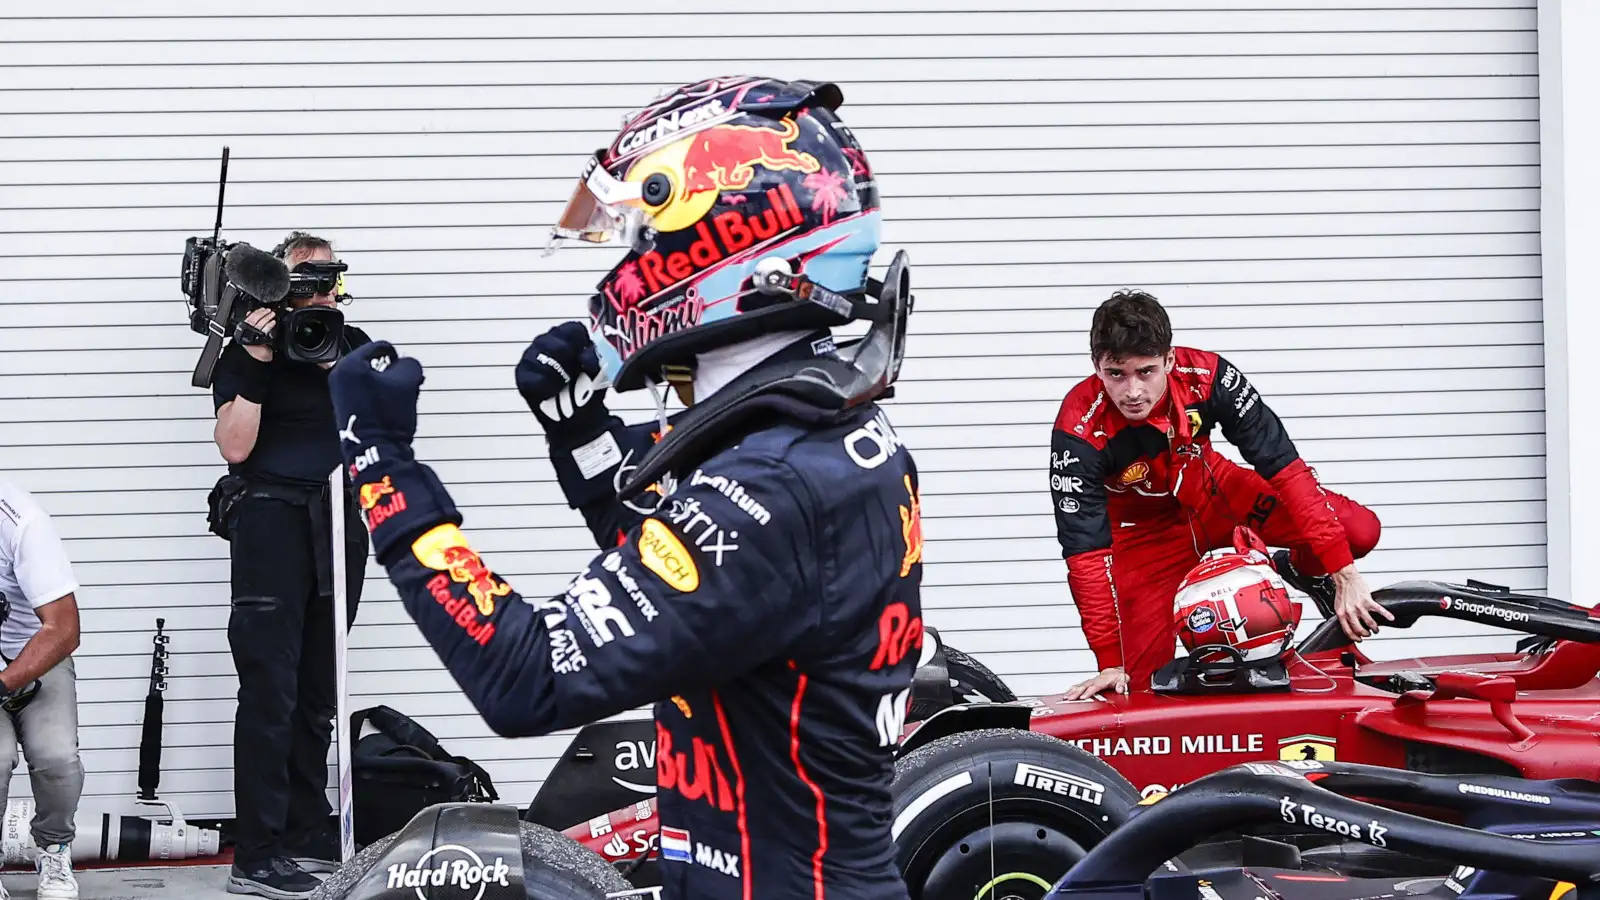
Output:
[188,146,239,389]
[211,146,230,247]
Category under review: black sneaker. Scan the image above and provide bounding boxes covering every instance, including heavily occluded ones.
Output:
[284,827,342,874]
[226,857,321,899]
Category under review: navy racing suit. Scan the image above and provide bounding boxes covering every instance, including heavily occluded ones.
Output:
[331,345,926,900]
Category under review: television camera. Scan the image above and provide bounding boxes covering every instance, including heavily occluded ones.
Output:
[182,147,351,389]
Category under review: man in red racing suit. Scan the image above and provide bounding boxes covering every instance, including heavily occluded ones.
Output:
[1051,291,1386,699]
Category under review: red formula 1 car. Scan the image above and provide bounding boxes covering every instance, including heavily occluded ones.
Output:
[971,577,1600,799]
[529,578,1600,896]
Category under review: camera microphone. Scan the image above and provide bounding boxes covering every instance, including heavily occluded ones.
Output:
[223,243,290,304]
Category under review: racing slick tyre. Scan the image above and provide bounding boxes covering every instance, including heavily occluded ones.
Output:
[891,728,1140,900]
[909,645,1018,722]
[310,804,633,900]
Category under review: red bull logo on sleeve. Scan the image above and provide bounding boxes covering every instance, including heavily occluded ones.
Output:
[411,523,511,616]
[424,573,496,646]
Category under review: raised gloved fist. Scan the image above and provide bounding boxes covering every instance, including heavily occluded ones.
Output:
[329,341,461,563]
[515,322,609,435]
[330,341,425,455]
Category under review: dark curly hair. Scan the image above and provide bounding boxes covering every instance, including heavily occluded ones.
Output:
[1089,289,1172,365]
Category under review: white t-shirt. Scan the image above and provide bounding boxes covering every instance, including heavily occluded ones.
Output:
[0,478,78,659]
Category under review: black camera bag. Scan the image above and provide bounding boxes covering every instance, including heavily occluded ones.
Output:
[205,474,250,541]
[350,705,498,847]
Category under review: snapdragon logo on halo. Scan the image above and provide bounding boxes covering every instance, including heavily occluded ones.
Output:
[385,844,512,900]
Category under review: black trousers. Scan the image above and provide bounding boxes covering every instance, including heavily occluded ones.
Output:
[228,494,367,867]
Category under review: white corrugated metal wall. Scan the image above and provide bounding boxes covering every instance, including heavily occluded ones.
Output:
[0,0,1543,822]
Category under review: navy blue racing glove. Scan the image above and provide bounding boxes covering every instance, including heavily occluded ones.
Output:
[329,341,462,565]
[515,322,618,450]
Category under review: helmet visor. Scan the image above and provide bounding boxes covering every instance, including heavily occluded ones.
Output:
[546,151,651,255]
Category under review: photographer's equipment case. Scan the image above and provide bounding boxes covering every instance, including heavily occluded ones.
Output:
[350,705,498,846]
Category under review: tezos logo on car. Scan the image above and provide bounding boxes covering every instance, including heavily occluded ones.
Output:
[386,844,511,900]
[1278,797,1388,848]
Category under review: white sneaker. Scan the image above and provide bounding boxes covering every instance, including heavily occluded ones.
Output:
[35,843,78,900]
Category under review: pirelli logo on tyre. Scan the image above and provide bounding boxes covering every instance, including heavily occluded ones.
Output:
[1012,762,1106,807]
[638,518,700,592]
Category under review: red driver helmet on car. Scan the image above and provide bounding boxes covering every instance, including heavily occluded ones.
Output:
[1174,526,1301,666]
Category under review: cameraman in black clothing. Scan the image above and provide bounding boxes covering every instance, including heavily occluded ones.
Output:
[209,231,371,899]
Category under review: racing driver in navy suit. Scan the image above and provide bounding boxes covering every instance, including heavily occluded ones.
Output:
[329,77,925,900]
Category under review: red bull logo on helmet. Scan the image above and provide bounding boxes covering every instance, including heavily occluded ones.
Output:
[678,119,821,201]
[613,184,805,303]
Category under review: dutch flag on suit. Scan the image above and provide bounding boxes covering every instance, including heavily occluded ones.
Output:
[660,826,692,863]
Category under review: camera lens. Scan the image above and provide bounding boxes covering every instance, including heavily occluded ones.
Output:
[282,307,345,362]
[293,318,328,351]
